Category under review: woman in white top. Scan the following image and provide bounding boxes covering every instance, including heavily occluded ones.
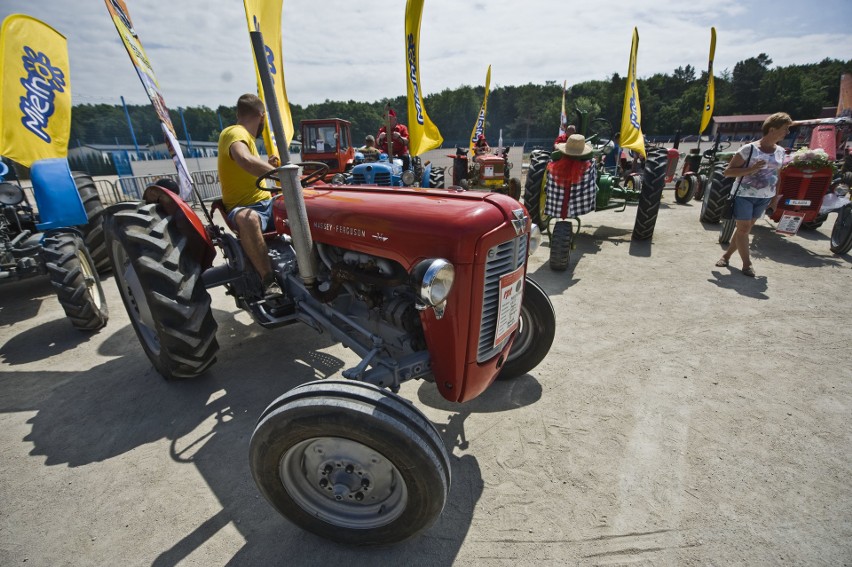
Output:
[715,112,794,277]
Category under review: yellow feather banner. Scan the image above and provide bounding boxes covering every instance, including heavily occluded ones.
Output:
[0,14,71,167]
[468,65,491,155]
[700,27,716,134]
[619,28,645,158]
[404,0,443,156]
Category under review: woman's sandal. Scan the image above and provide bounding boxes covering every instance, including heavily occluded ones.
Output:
[715,257,729,267]
[742,265,755,277]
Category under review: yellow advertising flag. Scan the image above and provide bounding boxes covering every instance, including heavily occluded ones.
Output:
[559,79,567,136]
[619,28,645,158]
[0,14,71,167]
[243,0,294,153]
[699,27,716,134]
[404,0,443,156]
[104,0,193,200]
[468,65,491,155]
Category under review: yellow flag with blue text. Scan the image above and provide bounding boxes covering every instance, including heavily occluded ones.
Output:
[0,14,71,167]
[243,0,294,153]
[619,28,645,158]
[699,27,716,134]
[404,0,442,156]
[558,80,568,136]
[468,65,491,155]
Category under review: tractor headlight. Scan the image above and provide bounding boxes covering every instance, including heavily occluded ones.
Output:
[528,224,542,255]
[412,258,454,307]
[401,170,416,186]
[0,182,25,206]
[331,173,346,185]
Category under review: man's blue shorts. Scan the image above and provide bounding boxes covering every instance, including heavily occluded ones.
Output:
[227,198,274,231]
[733,196,772,221]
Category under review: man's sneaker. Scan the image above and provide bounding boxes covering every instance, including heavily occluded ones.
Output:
[263,279,283,299]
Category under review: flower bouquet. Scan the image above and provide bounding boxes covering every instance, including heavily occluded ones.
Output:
[783,146,836,173]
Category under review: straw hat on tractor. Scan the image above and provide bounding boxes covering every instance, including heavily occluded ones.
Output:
[555,134,593,160]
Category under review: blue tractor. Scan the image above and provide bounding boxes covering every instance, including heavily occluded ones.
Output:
[331,152,445,188]
[0,158,108,330]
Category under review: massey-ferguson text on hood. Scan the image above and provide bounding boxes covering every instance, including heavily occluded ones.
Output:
[272,185,524,268]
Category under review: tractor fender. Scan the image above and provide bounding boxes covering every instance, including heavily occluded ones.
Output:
[664,148,681,183]
[29,158,88,230]
[142,185,217,269]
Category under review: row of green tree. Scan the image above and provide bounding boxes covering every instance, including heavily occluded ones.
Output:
[70,55,850,150]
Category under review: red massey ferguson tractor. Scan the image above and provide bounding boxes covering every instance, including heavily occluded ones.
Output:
[448,145,522,200]
[102,94,556,544]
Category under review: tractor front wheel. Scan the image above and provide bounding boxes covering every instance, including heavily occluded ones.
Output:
[523,149,551,229]
[250,380,451,545]
[508,177,522,200]
[497,277,556,380]
[800,213,827,231]
[632,146,668,240]
[718,217,736,244]
[43,232,109,331]
[830,203,852,254]
[549,220,572,271]
[694,173,707,201]
[74,172,110,273]
[104,202,218,380]
[674,173,697,204]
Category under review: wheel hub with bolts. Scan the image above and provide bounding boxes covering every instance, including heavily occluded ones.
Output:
[317,458,374,503]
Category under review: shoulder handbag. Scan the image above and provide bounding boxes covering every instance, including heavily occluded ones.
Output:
[721,144,756,220]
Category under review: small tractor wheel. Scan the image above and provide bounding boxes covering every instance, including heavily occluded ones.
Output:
[632,146,668,241]
[428,166,445,189]
[497,277,556,380]
[507,177,522,200]
[674,173,697,204]
[830,203,852,254]
[694,174,707,201]
[548,220,572,271]
[104,202,218,380]
[250,380,451,545]
[700,163,733,224]
[523,149,552,229]
[800,213,827,231]
[624,173,643,194]
[74,171,110,274]
[43,231,109,331]
[718,217,736,244]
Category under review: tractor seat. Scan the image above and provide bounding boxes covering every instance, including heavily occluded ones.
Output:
[209,198,278,239]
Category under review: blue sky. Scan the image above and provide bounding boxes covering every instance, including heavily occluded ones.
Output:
[1,0,850,110]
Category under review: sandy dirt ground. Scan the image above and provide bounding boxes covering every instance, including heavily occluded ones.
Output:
[1,184,851,566]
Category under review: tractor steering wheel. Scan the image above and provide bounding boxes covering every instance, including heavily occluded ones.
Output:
[297,161,330,187]
[586,118,614,150]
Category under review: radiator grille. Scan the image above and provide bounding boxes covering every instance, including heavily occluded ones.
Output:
[477,235,527,362]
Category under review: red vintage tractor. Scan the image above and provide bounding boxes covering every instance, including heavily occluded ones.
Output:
[298,118,356,183]
[448,145,522,200]
[102,34,556,546]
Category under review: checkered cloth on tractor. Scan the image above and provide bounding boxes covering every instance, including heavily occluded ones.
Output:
[544,159,597,219]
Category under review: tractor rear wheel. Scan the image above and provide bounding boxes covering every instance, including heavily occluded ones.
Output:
[800,213,827,231]
[523,149,551,229]
[718,217,736,244]
[694,173,707,201]
[428,166,445,189]
[497,277,556,380]
[508,177,522,200]
[250,380,450,545]
[104,202,218,380]
[549,220,572,271]
[74,172,110,274]
[700,163,733,224]
[830,203,852,254]
[632,146,667,240]
[674,173,697,204]
[43,231,109,331]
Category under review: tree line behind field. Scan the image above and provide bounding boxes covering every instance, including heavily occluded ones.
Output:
[70,55,851,151]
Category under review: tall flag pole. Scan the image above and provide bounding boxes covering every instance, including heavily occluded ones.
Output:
[699,27,717,135]
[468,64,491,155]
[243,0,294,154]
[619,28,645,159]
[0,14,71,167]
[404,0,443,156]
[558,80,568,137]
[104,0,192,200]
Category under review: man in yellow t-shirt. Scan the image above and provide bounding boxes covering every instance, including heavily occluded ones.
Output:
[218,93,281,297]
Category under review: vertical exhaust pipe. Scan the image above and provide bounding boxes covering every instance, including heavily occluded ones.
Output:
[250,31,318,286]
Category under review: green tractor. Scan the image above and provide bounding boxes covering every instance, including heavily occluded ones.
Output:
[522,111,668,271]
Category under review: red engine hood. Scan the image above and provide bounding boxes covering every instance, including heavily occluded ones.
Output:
[272,185,521,268]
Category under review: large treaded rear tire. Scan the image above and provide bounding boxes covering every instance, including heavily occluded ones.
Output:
[105,202,218,380]
[632,147,667,241]
[43,231,109,331]
[428,166,445,189]
[700,163,733,224]
[74,172,110,274]
[250,380,451,545]
[523,149,551,229]
[830,204,852,255]
[548,220,572,271]
[497,277,556,380]
[718,217,736,244]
